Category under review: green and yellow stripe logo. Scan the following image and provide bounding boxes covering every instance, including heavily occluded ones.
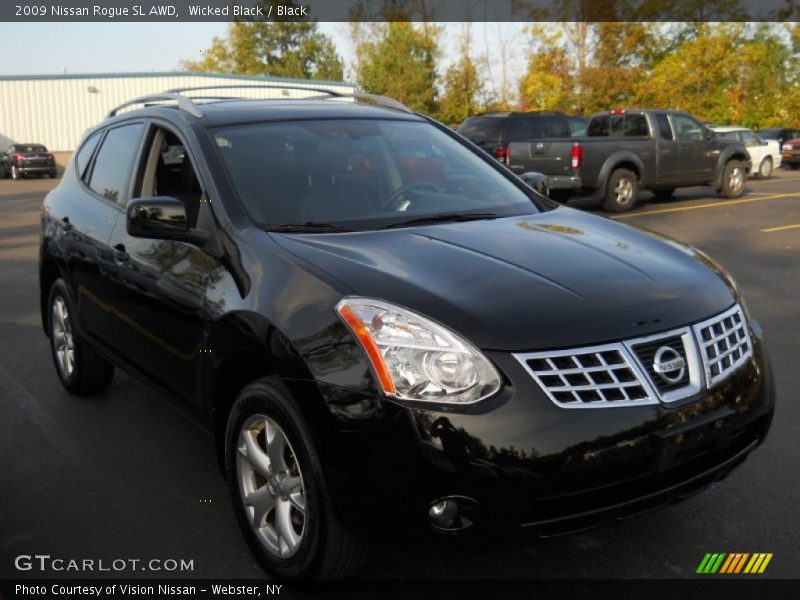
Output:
[696,553,773,574]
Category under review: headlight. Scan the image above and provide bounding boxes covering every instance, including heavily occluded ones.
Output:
[783,144,793,151]
[336,297,501,404]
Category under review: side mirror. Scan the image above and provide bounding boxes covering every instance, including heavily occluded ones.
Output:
[127,197,189,239]
[704,128,715,140]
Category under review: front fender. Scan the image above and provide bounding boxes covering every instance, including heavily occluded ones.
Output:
[712,143,751,187]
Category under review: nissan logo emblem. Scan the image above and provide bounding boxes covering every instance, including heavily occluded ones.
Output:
[653,346,686,384]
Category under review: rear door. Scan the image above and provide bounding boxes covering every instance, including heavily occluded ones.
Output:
[64,123,145,348]
[652,112,681,184]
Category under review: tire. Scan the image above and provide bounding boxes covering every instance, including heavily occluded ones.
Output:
[225,376,368,580]
[758,157,773,179]
[47,278,115,395]
[602,168,638,212]
[718,160,747,198]
[651,188,675,200]
[50,170,58,179]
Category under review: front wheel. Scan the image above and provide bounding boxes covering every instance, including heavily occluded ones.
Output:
[718,160,746,198]
[758,157,773,179]
[225,377,368,579]
[47,278,115,395]
[603,168,638,212]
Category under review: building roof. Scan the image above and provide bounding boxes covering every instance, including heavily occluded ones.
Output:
[0,70,356,89]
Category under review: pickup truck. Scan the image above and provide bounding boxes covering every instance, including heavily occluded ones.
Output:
[507,109,752,212]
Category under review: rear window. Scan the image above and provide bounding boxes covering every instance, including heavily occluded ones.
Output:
[623,114,649,137]
[457,116,505,144]
[14,145,47,153]
[587,115,610,137]
[567,117,587,137]
[507,115,571,142]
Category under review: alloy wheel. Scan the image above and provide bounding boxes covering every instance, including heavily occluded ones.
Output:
[615,177,634,205]
[51,296,75,378]
[236,414,306,559]
[729,167,744,193]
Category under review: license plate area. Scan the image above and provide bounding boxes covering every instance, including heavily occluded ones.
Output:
[651,408,735,472]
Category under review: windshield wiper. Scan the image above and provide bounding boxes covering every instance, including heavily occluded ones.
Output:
[381,213,500,230]
[268,221,352,233]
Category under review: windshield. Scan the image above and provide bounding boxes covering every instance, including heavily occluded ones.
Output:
[213,119,539,231]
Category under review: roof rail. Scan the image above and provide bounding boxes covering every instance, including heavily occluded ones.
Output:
[107,93,203,118]
[107,84,413,119]
[167,84,413,113]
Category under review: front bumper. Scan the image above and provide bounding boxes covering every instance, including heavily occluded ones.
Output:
[782,150,800,165]
[321,320,775,540]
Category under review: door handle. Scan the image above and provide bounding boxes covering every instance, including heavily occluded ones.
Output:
[113,244,129,263]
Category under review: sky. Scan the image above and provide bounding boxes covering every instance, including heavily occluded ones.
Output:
[0,22,527,86]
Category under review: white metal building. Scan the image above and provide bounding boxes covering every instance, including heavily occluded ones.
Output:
[0,72,357,151]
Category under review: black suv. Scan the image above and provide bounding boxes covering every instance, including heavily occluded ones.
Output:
[2,143,57,179]
[40,87,775,580]
[457,111,586,163]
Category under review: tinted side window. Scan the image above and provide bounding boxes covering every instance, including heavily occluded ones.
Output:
[672,114,704,141]
[740,130,758,147]
[655,114,673,140]
[624,114,649,137]
[508,116,547,142]
[715,131,739,141]
[75,131,102,179]
[587,116,610,136]
[456,116,505,144]
[545,116,571,137]
[88,123,144,204]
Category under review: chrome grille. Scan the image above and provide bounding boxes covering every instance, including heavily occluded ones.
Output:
[515,304,751,409]
[693,305,752,386]
[518,344,655,408]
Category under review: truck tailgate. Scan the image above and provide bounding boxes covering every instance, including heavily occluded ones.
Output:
[507,139,575,176]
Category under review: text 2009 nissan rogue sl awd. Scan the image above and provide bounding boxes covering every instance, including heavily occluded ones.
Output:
[39,87,775,579]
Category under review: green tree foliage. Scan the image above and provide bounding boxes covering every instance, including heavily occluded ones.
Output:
[518,26,577,112]
[438,26,483,125]
[183,21,344,81]
[517,22,798,127]
[632,24,797,127]
[356,23,440,115]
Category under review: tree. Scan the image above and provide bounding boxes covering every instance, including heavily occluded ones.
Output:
[183,21,344,81]
[356,23,440,115]
[631,24,796,127]
[518,25,576,112]
[438,24,483,125]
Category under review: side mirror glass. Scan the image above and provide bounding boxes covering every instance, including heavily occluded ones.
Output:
[704,128,715,140]
[127,197,189,239]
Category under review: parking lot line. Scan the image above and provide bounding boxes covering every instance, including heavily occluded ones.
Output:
[612,192,799,219]
[761,223,800,233]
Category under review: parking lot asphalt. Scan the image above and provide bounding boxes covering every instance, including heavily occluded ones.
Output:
[0,171,798,580]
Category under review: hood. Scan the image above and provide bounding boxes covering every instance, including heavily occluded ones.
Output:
[272,208,736,351]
